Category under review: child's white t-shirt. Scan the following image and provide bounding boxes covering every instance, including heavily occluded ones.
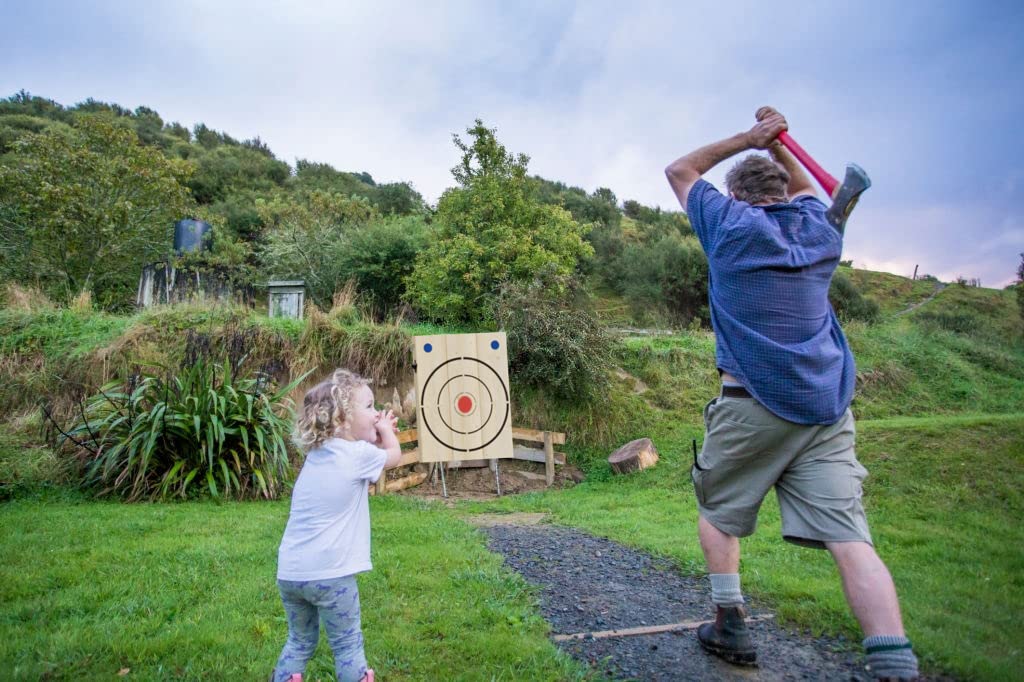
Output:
[277,437,387,581]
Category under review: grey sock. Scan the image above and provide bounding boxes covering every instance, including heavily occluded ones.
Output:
[863,635,918,680]
[709,573,744,606]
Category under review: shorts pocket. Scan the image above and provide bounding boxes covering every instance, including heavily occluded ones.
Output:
[691,465,706,505]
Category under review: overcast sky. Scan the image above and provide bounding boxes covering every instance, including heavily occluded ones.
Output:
[3,0,1023,286]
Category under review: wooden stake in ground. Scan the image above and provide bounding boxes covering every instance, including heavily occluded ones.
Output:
[607,438,659,474]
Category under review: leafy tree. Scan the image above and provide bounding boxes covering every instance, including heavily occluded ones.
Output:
[0,90,73,123]
[0,114,75,155]
[292,159,379,200]
[73,98,131,117]
[132,105,164,146]
[187,143,290,203]
[372,181,427,215]
[0,115,193,308]
[532,177,622,231]
[258,191,379,307]
[406,120,592,323]
[165,121,190,143]
[192,122,240,150]
[206,189,268,241]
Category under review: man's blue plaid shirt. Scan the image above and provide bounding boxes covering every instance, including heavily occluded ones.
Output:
[687,179,855,425]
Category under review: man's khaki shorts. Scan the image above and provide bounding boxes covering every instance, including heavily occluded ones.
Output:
[692,393,872,549]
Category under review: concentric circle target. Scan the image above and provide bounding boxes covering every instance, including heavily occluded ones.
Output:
[420,357,510,452]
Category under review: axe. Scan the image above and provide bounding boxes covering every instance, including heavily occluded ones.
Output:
[756,108,870,232]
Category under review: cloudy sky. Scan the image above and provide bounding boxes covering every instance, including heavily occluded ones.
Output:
[3,0,1023,286]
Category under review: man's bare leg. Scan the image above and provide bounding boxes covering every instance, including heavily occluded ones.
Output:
[826,541,905,636]
[696,515,756,664]
[699,515,740,573]
[828,541,917,679]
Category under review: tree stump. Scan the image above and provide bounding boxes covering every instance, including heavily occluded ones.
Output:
[608,438,659,474]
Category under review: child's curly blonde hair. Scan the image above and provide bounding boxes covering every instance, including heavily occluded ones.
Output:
[292,369,371,452]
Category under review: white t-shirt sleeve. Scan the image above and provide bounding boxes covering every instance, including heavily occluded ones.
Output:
[350,439,388,482]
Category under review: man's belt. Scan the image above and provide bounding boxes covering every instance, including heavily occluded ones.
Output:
[721,385,753,399]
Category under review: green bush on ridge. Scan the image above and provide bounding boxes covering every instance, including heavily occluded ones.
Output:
[829,271,881,323]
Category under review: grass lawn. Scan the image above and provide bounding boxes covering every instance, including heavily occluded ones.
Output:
[4,414,1021,680]
[0,496,586,681]
[460,413,1024,681]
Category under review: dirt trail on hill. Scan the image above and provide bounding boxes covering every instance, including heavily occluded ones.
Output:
[894,283,947,317]
[472,518,952,682]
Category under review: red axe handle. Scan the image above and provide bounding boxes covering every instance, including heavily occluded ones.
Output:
[776,131,839,198]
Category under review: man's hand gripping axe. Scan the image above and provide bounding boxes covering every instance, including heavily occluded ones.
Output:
[756,107,870,233]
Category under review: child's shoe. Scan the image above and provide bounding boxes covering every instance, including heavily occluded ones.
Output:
[361,670,375,682]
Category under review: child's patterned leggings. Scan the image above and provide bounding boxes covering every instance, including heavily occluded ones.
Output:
[273,575,367,682]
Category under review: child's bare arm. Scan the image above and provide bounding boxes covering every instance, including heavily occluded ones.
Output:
[375,410,402,468]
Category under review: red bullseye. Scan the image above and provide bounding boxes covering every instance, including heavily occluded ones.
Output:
[456,394,474,415]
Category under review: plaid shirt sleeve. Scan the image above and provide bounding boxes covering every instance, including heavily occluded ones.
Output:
[686,179,732,253]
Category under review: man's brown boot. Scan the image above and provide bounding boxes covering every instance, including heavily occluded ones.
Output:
[697,605,757,666]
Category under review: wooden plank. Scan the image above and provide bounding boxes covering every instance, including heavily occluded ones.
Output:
[511,446,565,466]
[397,449,421,467]
[398,430,419,444]
[415,334,452,463]
[552,614,774,642]
[369,471,429,495]
[449,333,482,455]
[512,427,566,445]
[386,471,427,492]
[544,431,554,487]
[478,331,513,460]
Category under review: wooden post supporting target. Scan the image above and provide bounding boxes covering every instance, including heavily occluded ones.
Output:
[414,332,513,463]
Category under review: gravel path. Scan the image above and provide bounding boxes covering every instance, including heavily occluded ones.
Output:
[480,522,875,681]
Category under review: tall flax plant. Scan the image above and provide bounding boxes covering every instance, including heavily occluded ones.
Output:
[62,359,307,500]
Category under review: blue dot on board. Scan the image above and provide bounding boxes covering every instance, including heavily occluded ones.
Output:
[491,340,500,349]
[424,343,433,353]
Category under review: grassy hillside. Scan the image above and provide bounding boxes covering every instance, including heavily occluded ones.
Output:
[2,270,1021,450]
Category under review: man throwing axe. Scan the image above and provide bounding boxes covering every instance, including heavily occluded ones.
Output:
[665,107,918,681]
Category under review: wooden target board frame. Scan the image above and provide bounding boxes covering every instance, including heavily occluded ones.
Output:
[414,332,513,463]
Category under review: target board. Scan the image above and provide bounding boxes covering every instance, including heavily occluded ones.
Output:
[414,332,513,463]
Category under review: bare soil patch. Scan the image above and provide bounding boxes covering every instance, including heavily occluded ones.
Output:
[386,457,584,502]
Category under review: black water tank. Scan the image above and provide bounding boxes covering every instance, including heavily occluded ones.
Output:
[173,218,212,254]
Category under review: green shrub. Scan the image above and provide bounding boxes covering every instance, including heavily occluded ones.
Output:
[614,234,709,326]
[335,215,430,316]
[61,359,305,501]
[915,310,986,336]
[829,271,880,323]
[491,269,612,401]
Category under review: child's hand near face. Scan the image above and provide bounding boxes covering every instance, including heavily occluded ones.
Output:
[374,409,398,441]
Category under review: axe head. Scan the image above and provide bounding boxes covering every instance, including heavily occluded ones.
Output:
[826,164,871,233]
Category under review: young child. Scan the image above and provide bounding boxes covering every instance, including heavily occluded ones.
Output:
[272,369,401,682]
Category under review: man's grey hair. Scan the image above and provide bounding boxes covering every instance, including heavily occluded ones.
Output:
[725,154,790,205]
